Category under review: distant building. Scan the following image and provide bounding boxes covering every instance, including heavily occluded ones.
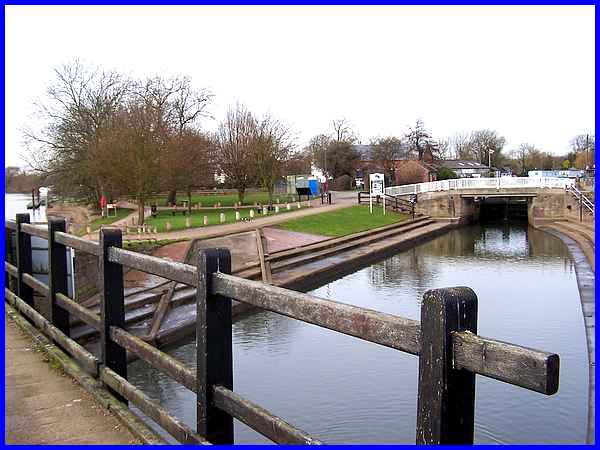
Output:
[433,160,491,178]
[528,169,585,178]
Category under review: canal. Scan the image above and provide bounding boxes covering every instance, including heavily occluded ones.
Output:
[127,221,588,444]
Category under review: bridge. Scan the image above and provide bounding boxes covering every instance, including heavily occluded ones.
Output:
[382,177,593,225]
[3,212,565,444]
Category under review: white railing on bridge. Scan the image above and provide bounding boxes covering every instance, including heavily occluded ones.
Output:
[385,177,575,197]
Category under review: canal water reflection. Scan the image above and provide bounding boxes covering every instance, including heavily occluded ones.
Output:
[128,221,588,444]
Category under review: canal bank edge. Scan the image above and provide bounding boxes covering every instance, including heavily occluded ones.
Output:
[539,228,595,445]
[5,303,166,445]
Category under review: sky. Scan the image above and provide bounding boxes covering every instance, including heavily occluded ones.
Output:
[4,5,595,168]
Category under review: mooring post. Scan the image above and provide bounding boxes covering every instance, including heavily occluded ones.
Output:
[99,228,127,403]
[48,218,70,336]
[416,287,478,445]
[15,213,34,308]
[196,248,233,444]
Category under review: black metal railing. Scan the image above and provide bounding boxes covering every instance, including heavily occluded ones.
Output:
[5,212,560,445]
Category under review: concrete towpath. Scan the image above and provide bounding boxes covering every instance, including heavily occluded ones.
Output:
[5,314,140,444]
[85,191,358,242]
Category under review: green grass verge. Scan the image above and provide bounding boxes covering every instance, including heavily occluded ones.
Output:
[153,192,311,207]
[88,208,133,231]
[276,205,409,237]
[145,204,308,233]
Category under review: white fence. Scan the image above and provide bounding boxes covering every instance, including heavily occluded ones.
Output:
[385,177,575,197]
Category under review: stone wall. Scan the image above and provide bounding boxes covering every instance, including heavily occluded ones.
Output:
[412,188,587,226]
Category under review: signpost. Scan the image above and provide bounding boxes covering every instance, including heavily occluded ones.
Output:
[369,173,385,215]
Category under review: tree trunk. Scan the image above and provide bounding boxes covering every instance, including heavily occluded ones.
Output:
[267,185,274,206]
[167,189,177,207]
[137,196,145,225]
[187,187,192,215]
[238,188,245,206]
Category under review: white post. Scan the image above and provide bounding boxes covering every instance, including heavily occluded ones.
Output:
[275,205,280,214]
[250,209,255,218]
[382,177,386,216]
[203,216,208,226]
[235,211,240,221]
[220,213,226,223]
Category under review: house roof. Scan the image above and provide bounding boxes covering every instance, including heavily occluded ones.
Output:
[434,160,489,170]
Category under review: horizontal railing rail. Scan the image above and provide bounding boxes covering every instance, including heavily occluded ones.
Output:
[4,213,561,444]
[385,176,575,197]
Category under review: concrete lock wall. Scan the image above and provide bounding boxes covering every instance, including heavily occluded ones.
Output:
[413,189,581,226]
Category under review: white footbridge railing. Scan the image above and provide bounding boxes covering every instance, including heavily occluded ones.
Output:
[385,177,575,197]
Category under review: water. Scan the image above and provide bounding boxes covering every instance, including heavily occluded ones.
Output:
[126,221,588,444]
[5,193,47,221]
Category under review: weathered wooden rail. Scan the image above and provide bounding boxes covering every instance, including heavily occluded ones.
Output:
[5,212,560,444]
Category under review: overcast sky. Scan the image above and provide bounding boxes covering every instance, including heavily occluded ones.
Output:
[5,5,595,168]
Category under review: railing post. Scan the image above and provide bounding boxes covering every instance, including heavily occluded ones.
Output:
[15,213,34,307]
[5,227,14,292]
[416,287,478,445]
[48,218,70,336]
[99,228,127,403]
[196,248,233,444]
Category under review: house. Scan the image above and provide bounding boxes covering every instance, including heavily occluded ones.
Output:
[433,160,491,178]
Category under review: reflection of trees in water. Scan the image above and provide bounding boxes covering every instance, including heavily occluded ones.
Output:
[367,222,573,293]
[368,247,435,292]
[232,310,302,352]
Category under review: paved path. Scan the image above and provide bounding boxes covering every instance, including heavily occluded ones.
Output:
[86,191,357,241]
[5,314,140,444]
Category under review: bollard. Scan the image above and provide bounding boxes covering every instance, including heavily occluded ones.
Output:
[220,213,226,223]
[275,205,279,213]
[276,198,279,204]
[249,209,255,218]
[86,225,91,234]
[198,202,202,208]
[286,203,291,210]
[263,207,268,216]
[297,202,301,209]
[186,216,191,228]
[166,221,172,232]
[235,211,240,221]
[204,216,208,226]
[154,226,158,234]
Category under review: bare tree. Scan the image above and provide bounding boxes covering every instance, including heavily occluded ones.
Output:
[405,119,432,161]
[24,60,130,205]
[332,118,356,144]
[467,129,506,167]
[570,134,595,169]
[254,116,295,205]
[370,136,404,184]
[215,104,257,205]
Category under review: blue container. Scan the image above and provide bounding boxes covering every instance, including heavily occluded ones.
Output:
[308,179,318,195]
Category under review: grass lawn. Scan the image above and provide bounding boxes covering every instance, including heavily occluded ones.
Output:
[88,208,133,231]
[146,204,308,233]
[276,205,409,237]
[152,192,314,207]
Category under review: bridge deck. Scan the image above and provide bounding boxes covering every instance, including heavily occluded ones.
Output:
[4,313,140,444]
